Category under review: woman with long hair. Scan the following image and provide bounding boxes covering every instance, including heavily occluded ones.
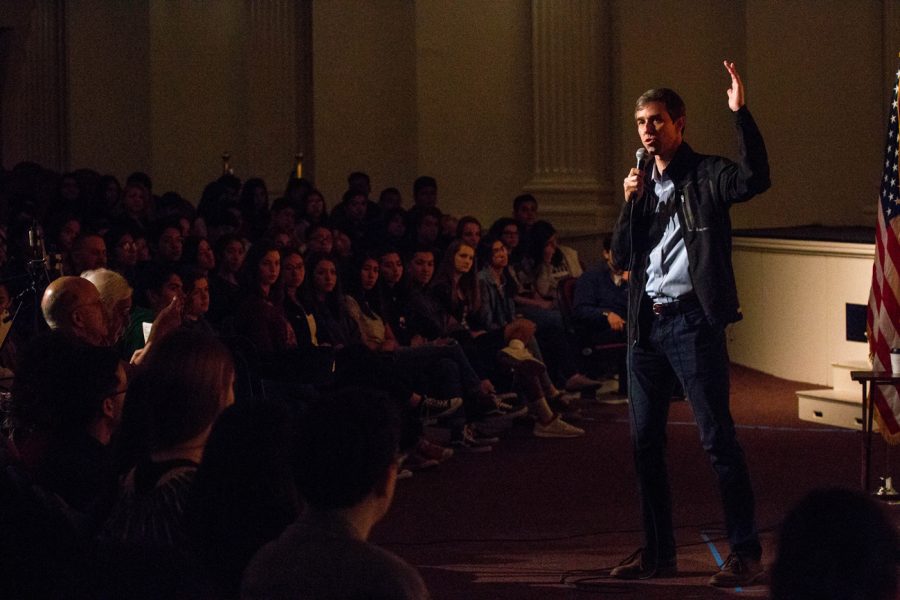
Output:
[233,240,296,355]
[476,235,578,407]
[301,253,359,350]
[103,331,233,542]
[514,220,603,392]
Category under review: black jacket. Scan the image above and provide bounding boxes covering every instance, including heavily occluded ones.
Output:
[611,105,771,342]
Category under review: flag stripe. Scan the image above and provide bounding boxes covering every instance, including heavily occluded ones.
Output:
[867,65,900,440]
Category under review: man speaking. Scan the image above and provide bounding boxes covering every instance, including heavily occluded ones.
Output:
[609,61,770,587]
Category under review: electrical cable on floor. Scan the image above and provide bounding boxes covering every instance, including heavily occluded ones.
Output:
[557,521,780,590]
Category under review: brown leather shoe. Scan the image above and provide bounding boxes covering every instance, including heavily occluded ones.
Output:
[610,548,677,580]
[708,553,766,587]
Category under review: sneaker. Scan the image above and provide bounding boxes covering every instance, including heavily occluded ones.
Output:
[483,397,529,420]
[402,452,440,472]
[596,393,629,406]
[533,415,585,438]
[397,468,413,480]
[708,553,765,587]
[423,396,463,420]
[497,339,546,378]
[610,548,677,580]
[552,391,581,406]
[465,424,499,445]
[417,438,454,462]
[564,372,606,391]
[450,427,493,453]
[594,378,620,396]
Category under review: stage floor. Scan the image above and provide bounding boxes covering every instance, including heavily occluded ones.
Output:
[373,364,898,599]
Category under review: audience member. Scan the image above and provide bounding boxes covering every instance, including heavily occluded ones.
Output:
[121,263,184,359]
[241,388,431,600]
[40,275,109,346]
[572,234,628,389]
[81,268,133,347]
[412,175,438,209]
[187,399,301,597]
[207,233,245,328]
[179,266,216,335]
[10,331,124,516]
[98,330,234,596]
[379,186,403,211]
[69,232,108,275]
[104,225,139,284]
[182,235,216,274]
[233,240,297,355]
[150,217,184,265]
[770,487,899,600]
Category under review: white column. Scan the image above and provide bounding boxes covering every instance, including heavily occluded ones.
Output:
[525,0,615,235]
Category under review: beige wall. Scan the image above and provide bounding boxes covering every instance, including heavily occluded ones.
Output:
[7,1,900,237]
[148,2,247,201]
[64,1,303,202]
[413,0,532,223]
[312,0,417,206]
[67,1,151,180]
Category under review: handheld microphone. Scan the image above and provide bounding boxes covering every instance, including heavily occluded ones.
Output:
[628,148,649,203]
[635,148,648,170]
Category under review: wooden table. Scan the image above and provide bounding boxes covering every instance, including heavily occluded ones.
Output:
[850,370,900,492]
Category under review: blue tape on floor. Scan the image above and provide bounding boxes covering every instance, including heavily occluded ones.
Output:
[701,532,741,593]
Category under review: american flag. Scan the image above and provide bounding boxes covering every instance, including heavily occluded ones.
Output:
[868,66,900,441]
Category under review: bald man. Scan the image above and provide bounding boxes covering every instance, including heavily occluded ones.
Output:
[41,276,109,346]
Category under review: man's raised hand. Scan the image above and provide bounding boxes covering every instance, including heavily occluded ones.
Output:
[724,60,744,112]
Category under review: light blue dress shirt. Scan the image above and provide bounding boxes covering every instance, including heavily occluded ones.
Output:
[645,164,693,301]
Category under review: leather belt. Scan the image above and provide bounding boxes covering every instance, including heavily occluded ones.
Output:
[651,292,700,317]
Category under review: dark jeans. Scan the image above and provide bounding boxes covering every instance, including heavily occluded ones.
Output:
[628,299,760,562]
[393,341,481,398]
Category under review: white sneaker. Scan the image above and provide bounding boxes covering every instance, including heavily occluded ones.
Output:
[498,339,546,377]
[533,415,585,438]
[594,378,620,396]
